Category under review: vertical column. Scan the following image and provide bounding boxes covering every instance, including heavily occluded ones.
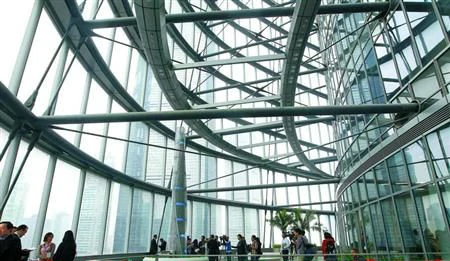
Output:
[47,41,69,115]
[74,0,99,148]
[99,179,112,254]
[71,169,86,236]
[31,155,57,259]
[124,187,134,252]
[0,133,22,212]
[8,0,44,95]
[169,127,187,254]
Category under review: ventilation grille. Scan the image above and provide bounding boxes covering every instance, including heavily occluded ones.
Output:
[337,103,450,197]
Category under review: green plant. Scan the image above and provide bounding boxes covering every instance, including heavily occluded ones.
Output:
[291,209,316,231]
[268,209,294,232]
[272,244,281,248]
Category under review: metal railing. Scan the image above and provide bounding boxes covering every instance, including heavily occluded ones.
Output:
[68,252,450,261]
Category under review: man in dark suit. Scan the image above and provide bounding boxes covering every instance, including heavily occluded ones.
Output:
[150,234,158,255]
[0,221,21,261]
[14,225,30,261]
[159,238,167,251]
[233,234,248,261]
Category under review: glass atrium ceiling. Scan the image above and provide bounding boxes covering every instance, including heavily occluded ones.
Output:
[39,0,340,180]
[2,0,438,254]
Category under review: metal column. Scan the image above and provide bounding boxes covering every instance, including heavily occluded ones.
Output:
[0,133,22,216]
[31,155,57,259]
[169,127,187,254]
[8,0,44,95]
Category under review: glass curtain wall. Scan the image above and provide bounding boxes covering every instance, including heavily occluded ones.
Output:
[321,0,450,178]
[0,0,336,256]
[324,0,450,258]
[337,123,450,259]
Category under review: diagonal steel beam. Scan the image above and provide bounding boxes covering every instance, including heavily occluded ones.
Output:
[193,67,327,96]
[36,103,419,125]
[287,155,338,167]
[83,2,432,29]
[186,116,335,139]
[276,200,338,208]
[187,178,341,193]
[173,54,285,70]
[237,139,336,154]
[192,95,281,109]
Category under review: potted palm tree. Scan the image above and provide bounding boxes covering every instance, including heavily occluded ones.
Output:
[268,209,294,252]
[291,209,317,231]
[269,209,294,233]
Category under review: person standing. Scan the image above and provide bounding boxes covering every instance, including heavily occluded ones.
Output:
[207,234,220,261]
[321,232,336,261]
[52,230,76,261]
[293,228,308,261]
[222,235,232,261]
[149,234,158,255]
[233,234,248,261]
[0,221,21,261]
[159,238,167,252]
[39,232,56,261]
[250,235,262,261]
[15,225,31,261]
[198,235,206,255]
[281,233,291,261]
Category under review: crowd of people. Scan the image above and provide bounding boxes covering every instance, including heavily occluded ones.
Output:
[0,221,76,261]
[1,219,335,261]
[281,229,336,261]
[183,234,262,261]
[147,230,336,261]
[149,234,167,254]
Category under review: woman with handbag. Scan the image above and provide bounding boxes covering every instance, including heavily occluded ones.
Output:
[39,232,56,261]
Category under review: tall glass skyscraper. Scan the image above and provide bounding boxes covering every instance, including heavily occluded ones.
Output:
[0,0,448,259]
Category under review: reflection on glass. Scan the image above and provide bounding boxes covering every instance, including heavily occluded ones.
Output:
[77,173,108,255]
[125,122,148,181]
[405,141,432,184]
[374,163,391,197]
[380,199,402,251]
[370,203,387,252]
[433,159,450,178]
[394,191,424,259]
[152,194,171,240]
[228,206,243,245]
[2,145,48,248]
[411,65,441,104]
[408,4,446,64]
[404,141,427,164]
[365,171,378,201]
[437,180,450,260]
[437,48,450,94]
[413,184,447,260]
[43,160,80,247]
[408,163,432,185]
[244,209,259,238]
[427,132,444,160]
[103,183,132,254]
[362,207,375,253]
[128,189,152,253]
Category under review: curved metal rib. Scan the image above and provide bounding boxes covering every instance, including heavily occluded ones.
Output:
[134,0,329,179]
[280,0,328,176]
[43,0,277,170]
[178,0,327,99]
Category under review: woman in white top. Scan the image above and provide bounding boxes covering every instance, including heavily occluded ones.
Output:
[281,233,291,261]
[39,232,56,261]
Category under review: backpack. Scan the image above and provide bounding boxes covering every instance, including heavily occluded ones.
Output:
[326,240,335,254]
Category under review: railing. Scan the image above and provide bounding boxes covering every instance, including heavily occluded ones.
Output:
[68,252,450,261]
